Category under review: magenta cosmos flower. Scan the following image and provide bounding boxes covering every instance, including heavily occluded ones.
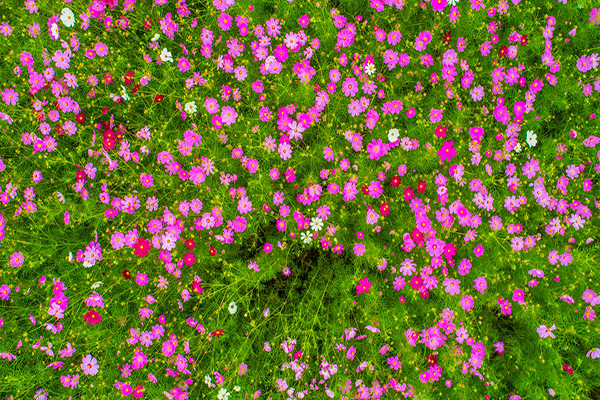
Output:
[356,277,372,295]
[474,244,485,257]
[437,141,457,165]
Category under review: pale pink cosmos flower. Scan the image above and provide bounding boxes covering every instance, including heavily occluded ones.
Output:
[536,324,556,339]
[587,348,600,359]
[81,354,99,375]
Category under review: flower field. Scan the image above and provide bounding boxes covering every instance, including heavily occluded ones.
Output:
[0,0,600,398]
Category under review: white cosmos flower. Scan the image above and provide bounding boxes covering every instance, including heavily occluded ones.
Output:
[50,23,59,39]
[184,101,197,114]
[526,130,537,147]
[228,301,238,314]
[121,85,129,101]
[388,128,400,142]
[160,48,173,63]
[301,232,312,244]
[365,62,376,75]
[217,388,230,400]
[151,33,160,42]
[310,217,323,231]
[61,8,75,28]
[514,143,522,153]
[91,281,104,289]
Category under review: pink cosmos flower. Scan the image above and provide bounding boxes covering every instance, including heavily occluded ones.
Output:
[429,108,443,123]
[95,42,108,56]
[237,197,252,214]
[387,356,401,370]
[2,88,18,106]
[443,278,461,295]
[473,276,487,294]
[353,242,365,256]
[341,77,358,97]
[460,295,474,310]
[493,342,504,354]
[0,285,10,300]
[10,252,24,268]
[52,49,70,70]
[221,106,238,126]
[346,346,356,360]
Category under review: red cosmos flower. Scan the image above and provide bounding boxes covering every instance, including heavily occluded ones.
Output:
[101,107,109,115]
[185,238,196,250]
[520,35,528,47]
[435,125,447,138]
[212,329,224,338]
[124,71,135,85]
[498,46,508,58]
[410,276,423,290]
[134,238,150,257]
[191,281,203,294]
[132,385,145,399]
[183,252,196,266]
[75,170,87,182]
[83,309,102,325]
[55,125,66,137]
[379,201,390,217]
[122,269,131,280]
[417,180,427,193]
[563,364,574,375]
[143,18,152,30]
[154,94,164,102]
[132,84,140,94]
[390,176,401,188]
[75,113,86,124]
[361,185,370,195]
[444,243,456,260]
[411,228,424,244]
[419,288,429,299]
[442,31,452,46]
[209,246,217,256]
[403,187,414,202]
[103,137,115,151]
[427,354,438,366]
